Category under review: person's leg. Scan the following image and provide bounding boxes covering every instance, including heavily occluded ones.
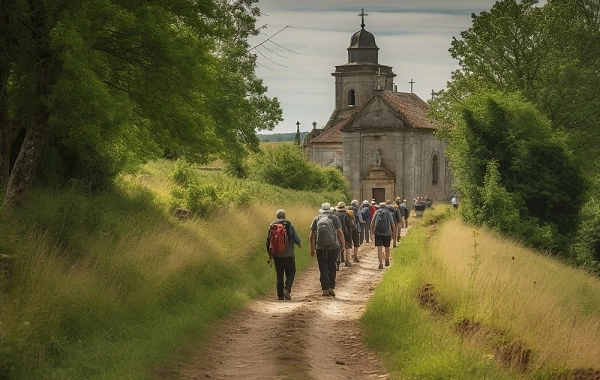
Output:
[283,257,296,297]
[382,235,392,267]
[273,257,285,299]
[326,249,337,296]
[375,234,384,269]
[365,226,370,243]
[316,250,330,294]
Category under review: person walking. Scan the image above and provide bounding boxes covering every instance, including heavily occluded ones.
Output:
[360,200,371,243]
[348,200,364,262]
[334,201,353,267]
[310,203,346,297]
[451,195,459,209]
[370,202,396,270]
[266,209,302,300]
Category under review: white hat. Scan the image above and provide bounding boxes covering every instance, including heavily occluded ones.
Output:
[363,200,369,205]
[319,202,333,213]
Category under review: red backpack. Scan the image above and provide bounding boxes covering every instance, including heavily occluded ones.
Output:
[268,222,289,255]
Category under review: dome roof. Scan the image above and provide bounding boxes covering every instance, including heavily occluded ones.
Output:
[349,27,378,49]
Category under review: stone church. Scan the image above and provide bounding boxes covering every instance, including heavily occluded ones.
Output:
[304,13,453,204]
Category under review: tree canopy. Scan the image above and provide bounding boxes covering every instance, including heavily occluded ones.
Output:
[0,0,282,207]
[432,0,598,256]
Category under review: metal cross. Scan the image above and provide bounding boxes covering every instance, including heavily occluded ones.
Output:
[409,79,415,93]
[358,9,368,28]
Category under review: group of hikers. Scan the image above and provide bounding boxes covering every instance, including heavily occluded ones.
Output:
[265,197,412,301]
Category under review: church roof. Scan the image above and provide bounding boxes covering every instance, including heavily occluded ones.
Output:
[349,27,378,49]
[378,91,440,130]
[308,119,347,144]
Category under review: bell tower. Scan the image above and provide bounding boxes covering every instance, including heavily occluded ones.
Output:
[332,9,396,111]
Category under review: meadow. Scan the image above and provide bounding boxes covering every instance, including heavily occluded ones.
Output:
[363,207,600,379]
[2,159,599,379]
[0,159,335,379]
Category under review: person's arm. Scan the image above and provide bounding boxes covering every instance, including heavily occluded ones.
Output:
[336,227,346,248]
[370,214,376,236]
[309,230,316,257]
[289,224,301,248]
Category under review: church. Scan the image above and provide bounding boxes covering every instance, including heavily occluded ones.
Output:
[303,12,453,205]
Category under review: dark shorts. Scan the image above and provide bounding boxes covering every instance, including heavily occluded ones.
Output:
[374,234,391,247]
[351,230,360,247]
[344,233,352,249]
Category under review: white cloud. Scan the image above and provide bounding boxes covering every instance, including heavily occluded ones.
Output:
[250,0,505,133]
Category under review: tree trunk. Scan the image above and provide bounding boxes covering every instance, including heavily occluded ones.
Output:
[2,0,60,209]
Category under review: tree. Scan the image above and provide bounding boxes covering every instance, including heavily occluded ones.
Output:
[1,0,281,208]
[436,0,600,163]
[447,91,586,252]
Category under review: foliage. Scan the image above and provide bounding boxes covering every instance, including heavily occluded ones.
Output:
[447,90,587,253]
[247,143,352,197]
[0,160,322,379]
[1,0,282,205]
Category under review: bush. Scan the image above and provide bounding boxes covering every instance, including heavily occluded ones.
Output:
[247,143,350,196]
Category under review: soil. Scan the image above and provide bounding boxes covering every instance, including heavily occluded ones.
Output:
[172,232,406,380]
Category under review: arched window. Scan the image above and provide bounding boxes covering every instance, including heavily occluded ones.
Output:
[432,154,439,185]
[348,89,356,106]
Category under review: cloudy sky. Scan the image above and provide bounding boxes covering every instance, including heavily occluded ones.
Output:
[248,0,541,134]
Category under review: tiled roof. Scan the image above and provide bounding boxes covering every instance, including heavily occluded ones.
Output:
[309,119,349,144]
[379,91,439,130]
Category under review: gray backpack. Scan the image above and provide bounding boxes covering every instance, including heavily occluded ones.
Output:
[316,215,338,249]
[373,209,391,235]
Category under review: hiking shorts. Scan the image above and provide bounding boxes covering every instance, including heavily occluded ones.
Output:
[351,230,360,247]
[374,234,392,248]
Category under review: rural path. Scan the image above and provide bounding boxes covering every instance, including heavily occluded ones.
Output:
[174,230,407,380]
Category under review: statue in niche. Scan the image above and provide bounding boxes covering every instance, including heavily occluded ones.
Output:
[374,147,382,167]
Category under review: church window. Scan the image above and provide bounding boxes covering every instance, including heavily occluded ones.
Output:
[432,155,439,185]
[348,89,356,106]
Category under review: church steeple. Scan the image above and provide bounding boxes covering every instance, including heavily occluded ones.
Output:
[348,8,379,64]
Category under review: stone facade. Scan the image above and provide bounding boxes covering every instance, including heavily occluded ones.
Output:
[304,17,453,204]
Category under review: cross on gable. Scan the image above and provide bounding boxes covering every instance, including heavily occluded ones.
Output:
[358,8,368,28]
[409,79,415,93]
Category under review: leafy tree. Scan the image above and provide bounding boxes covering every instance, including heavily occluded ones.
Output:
[435,0,600,162]
[448,91,586,252]
[0,0,281,208]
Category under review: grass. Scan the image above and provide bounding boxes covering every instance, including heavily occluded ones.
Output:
[3,160,600,379]
[0,159,340,379]
[363,206,600,379]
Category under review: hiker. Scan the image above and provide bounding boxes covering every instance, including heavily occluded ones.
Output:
[266,209,302,300]
[348,200,364,262]
[370,202,396,270]
[451,195,458,209]
[310,203,345,297]
[360,200,371,244]
[401,199,409,229]
[334,201,353,267]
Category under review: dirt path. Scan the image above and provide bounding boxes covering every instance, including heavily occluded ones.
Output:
[175,231,406,380]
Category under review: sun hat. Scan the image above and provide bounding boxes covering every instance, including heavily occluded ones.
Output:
[379,202,387,208]
[319,202,333,213]
[336,201,346,211]
[363,200,369,205]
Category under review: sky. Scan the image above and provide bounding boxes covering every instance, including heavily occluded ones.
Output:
[247,0,539,134]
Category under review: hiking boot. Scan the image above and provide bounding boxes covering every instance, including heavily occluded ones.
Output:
[328,288,336,297]
[344,260,352,267]
[278,296,284,300]
[353,255,359,263]
[385,259,390,267]
[323,289,330,296]
[378,263,384,270]
[283,288,291,300]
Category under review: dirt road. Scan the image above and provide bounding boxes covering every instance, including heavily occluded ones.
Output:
[175,234,404,380]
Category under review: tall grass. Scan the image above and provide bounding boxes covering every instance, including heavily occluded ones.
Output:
[0,160,341,379]
[363,206,600,379]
